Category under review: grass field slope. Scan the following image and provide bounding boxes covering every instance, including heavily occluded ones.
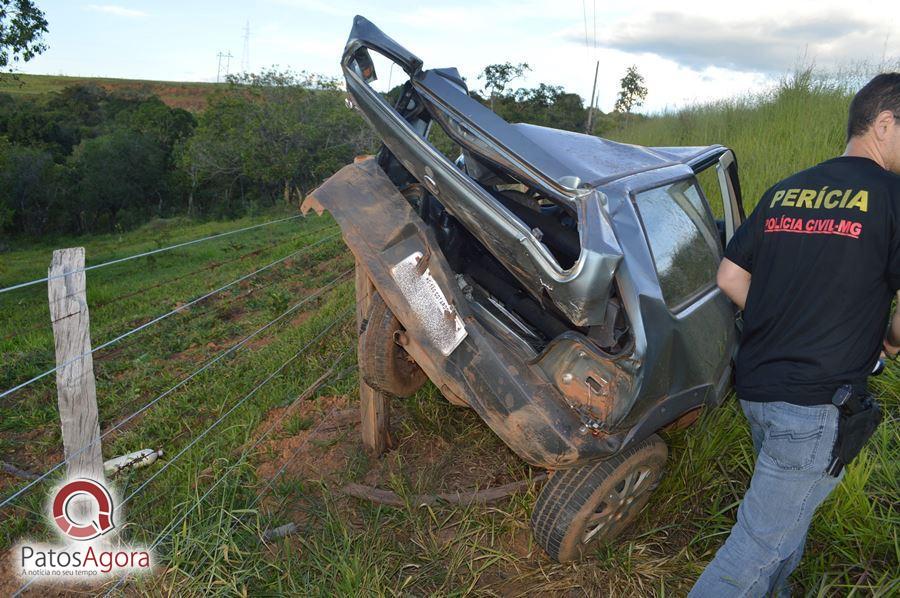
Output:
[0,74,896,596]
[0,73,221,112]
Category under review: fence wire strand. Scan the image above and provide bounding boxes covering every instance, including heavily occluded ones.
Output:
[0,232,342,402]
[118,309,353,509]
[13,313,352,597]
[98,350,354,597]
[1,222,340,343]
[0,268,353,511]
[0,214,307,295]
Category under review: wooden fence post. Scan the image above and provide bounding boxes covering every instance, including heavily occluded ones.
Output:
[48,248,105,485]
[355,260,391,457]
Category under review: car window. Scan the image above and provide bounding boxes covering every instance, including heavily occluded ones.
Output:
[635,180,720,309]
[695,167,724,219]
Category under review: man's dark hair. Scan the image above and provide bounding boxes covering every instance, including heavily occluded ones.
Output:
[847,73,900,142]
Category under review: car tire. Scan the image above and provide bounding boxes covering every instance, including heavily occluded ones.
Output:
[359,291,427,397]
[531,434,668,562]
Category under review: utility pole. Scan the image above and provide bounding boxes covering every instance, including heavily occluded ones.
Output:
[585,60,599,134]
[241,21,250,73]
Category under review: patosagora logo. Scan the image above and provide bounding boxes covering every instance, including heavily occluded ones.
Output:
[52,479,115,540]
[14,477,153,584]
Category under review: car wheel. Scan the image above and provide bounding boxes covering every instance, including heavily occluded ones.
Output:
[531,434,667,562]
[359,291,427,397]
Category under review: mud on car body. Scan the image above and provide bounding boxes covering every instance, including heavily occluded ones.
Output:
[304,16,747,561]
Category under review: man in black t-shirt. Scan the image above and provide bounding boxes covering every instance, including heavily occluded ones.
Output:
[691,74,900,597]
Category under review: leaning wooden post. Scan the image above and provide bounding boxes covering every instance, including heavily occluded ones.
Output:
[354,260,390,456]
[48,248,105,485]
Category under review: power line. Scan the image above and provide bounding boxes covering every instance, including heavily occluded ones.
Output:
[0,214,306,296]
[0,269,353,511]
[581,0,590,55]
[241,21,250,73]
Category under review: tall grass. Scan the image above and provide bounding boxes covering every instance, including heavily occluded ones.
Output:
[609,67,896,207]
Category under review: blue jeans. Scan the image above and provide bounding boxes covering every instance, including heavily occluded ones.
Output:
[690,400,843,597]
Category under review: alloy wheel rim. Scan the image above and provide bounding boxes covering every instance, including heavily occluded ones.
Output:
[581,466,654,544]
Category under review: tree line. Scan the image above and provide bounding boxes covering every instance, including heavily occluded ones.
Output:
[0,70,376,237]
[0,63,646,239]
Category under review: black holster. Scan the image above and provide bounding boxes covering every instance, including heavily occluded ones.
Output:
[827,385,883,477]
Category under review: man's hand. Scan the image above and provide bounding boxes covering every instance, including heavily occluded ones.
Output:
[885,291,900,358]
[717,258,752,310]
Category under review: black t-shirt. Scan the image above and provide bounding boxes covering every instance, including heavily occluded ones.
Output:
[725,156,900,405]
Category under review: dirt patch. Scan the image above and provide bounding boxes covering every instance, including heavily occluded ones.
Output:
[220,305,246,322]
[289,311,313,328]
[363,416,531,496]
[0,421,64,488]
[251,391,532,515]
[0,550,22,597]
[244,335,275,352]
[253,395,354,485]
[312,252,352,276]
[168,343,205,364]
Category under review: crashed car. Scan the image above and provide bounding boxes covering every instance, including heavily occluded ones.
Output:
[306,16,746,562]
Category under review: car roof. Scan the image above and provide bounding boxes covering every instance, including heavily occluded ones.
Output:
[511,123,720,187]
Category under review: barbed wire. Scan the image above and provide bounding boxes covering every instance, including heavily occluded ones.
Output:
[0,214,307,295]
[0,232,342,402]
[98,350,355,597]
[62,231,348,368]
[0,268,354,511]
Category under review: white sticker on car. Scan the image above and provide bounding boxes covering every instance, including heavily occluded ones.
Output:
[390,251,467,356]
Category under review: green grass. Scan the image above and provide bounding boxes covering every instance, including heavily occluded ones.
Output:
[0,74,897,596]
[0,73,222,111]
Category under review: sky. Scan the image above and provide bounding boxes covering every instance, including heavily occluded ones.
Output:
[14,1,900,112]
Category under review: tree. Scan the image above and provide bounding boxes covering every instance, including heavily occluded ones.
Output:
[0,139,62,234]
[478,62,530,109]
[70,130,166,232]
[182,68,372,214]
[116,96,196,153]
[614,65,648,114]
[0,0,48,77]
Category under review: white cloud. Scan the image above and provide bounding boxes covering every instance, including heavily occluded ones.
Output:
[85,4,149,18]
[586,11,898,74]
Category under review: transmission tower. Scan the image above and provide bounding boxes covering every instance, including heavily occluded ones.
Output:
[241,21,250,73]
[216,51,234,83]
